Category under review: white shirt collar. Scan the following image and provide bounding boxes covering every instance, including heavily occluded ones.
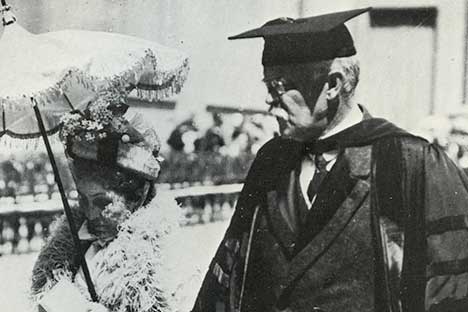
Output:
[319,104,363,140]
[321,150,339,163]
[305,150,337,163]
[304,105,363,162]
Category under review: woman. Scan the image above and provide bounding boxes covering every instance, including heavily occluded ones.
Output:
[31,93,187,312]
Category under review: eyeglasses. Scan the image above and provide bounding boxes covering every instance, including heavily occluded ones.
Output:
[263,77,297,109]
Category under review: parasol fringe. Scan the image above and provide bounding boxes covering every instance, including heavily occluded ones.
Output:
[135,57,190,102]
[0,123,61,140]
[0,131,63,152]
[1,53,189,113]
[1,68,96,113]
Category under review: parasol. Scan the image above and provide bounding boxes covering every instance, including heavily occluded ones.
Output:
[0,7,188,141]
[0,2,189,302]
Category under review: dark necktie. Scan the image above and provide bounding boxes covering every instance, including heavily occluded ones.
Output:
[306,154,329,203]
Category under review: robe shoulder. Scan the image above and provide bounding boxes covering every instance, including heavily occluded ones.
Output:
[245,137,303,191]
[374,132,468,220]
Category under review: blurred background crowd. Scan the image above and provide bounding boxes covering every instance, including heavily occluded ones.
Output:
[0,111,278,201]
[4,108,468,201]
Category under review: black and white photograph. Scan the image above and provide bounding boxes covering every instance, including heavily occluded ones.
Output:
[1,1,468,311]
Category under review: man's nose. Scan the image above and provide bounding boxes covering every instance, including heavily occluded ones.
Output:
[270,107,289,121]
[265,93,275,106]
[265,94,288,118]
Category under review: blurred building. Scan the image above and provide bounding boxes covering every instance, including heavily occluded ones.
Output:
[342,0,466,130]
[7,0,468,134]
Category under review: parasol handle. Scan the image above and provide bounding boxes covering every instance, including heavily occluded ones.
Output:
[2,104,5,132]
[32,98,99,303]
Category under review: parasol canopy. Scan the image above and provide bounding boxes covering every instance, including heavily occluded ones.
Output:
[0,6,189,142]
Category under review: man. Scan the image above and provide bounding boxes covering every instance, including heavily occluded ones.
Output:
[30,94,182,312]
[193,8,468,312]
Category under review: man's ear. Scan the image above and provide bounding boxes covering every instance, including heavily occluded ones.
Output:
[326,72,343,100]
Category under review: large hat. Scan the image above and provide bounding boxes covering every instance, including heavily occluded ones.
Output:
[229,7,371,66]
[60,90,162,180]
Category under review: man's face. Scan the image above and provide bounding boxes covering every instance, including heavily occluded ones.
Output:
[263,63,331,142]
[70,159,151,240]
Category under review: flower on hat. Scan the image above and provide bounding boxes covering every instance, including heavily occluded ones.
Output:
[60,86,162,180]
[59,87,128,144]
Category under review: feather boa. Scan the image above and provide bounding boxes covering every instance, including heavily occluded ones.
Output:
[31,191,196,312]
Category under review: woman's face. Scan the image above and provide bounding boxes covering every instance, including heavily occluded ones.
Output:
[70,159,151,240]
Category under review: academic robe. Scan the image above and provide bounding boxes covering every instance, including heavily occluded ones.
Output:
[192,117,468,312]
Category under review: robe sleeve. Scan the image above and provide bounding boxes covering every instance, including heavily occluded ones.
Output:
[421,143,468,311]
[191,153,268,312]
[375,136,468,312]
[191,177,264,312]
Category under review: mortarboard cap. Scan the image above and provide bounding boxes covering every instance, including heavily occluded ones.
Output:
[228,7,371,66]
